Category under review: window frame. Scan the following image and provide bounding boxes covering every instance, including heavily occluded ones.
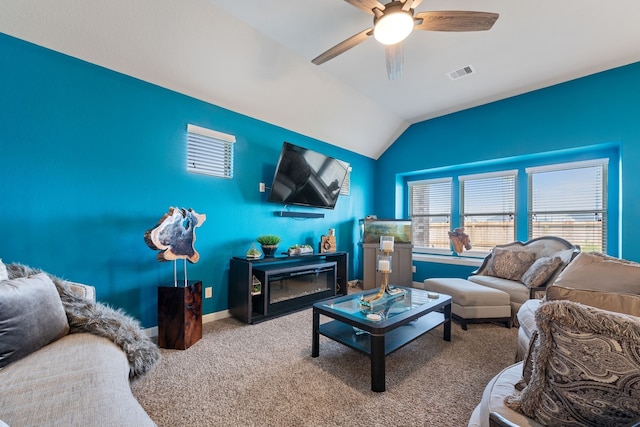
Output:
[404,147,616,258]
[459,170,518,255]
[408,177,453,255]
[527,159,608,253]
[186,124,236,179]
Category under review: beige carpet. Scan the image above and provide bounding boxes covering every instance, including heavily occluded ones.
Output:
[131,309,518,427]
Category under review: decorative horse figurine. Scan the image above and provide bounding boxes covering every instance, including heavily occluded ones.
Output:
[448,227,472,255]
[144,207,207,263]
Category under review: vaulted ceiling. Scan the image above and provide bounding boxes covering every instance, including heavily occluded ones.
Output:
[2,0,639,158]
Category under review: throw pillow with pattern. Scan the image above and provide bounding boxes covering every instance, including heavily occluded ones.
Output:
[505,300,640,426]
[486,248,536,281]
[521,256,562,288]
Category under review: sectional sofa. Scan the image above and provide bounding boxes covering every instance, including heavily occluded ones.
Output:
[0,262,159,427]
[469,252,640,427]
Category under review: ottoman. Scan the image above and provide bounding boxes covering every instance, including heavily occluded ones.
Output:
[423,278,512,330]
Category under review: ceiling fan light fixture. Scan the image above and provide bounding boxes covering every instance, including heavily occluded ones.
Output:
[373,10,414,45]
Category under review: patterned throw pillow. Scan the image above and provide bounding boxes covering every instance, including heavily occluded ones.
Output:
[505,300,640,426]
[520,256,562,288]
[486,248,536,281]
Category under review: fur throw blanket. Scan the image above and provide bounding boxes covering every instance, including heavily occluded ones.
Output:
[6,263,160,379]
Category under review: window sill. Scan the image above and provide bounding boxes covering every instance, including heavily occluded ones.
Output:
[412,253,484,267]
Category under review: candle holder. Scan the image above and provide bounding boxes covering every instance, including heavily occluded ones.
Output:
[361,236,406,307]
[380,235,395,252]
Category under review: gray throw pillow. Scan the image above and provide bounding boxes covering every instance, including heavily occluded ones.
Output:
[486,248,536,281]
[520,256,562,288]
[505,300,640,426]
[0,273,70,368]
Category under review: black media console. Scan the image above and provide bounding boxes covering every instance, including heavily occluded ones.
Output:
[229,252,348,324]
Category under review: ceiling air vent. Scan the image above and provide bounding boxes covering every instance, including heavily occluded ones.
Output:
[448,65,475,80]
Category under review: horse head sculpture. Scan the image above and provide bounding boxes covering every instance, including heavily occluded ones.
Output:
[448,227,472,255]
[144,207,206,263]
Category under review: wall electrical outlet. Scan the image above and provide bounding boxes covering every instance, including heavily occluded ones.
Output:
[205,287,213,298]
[412,265,416,273]
[259,182,266,192]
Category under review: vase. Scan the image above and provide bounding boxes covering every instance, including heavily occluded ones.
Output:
[261,245,278,257]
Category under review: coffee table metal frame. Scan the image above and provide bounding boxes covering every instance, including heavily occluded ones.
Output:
[312,286,451,392]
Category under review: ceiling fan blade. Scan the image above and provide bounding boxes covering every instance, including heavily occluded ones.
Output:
[344,0,385,15]
[385,42,404,80]
[415,11,499,32]
[402,0,423,11]
[312,28,373,65]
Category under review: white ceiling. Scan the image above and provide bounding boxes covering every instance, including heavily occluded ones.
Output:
[2,0,639,159]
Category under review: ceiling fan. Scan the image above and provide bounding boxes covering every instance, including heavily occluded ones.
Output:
[312,0,499,80]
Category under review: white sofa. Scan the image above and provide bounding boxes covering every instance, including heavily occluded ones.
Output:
[469,252,640,427]
[0,263,158,427]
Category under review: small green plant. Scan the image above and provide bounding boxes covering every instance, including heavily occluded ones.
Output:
[257,235,281,246]
[246,243,262,258]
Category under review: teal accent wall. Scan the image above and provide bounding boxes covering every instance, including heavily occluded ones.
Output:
[376,61,640,280]
[0,34,374,327]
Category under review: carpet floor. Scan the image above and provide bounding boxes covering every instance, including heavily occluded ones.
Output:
[131,308,518,427]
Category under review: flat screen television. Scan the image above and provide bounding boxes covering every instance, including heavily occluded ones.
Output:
[268,142,350,210]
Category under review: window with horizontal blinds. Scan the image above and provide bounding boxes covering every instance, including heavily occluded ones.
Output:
[187,124,236,178]
[461,171,517,252]
[528,159,607,252]
[409,178,452,252]
[339,167,351,196]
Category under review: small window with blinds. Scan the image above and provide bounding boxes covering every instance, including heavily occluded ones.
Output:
[527,159,607,252]
[340,167,352,196]
[409,178,452,253]
[461,170,517,252]
[187,124,236,178]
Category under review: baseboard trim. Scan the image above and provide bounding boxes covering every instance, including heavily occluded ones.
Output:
[145,309,232,337]
[203,310,232,323]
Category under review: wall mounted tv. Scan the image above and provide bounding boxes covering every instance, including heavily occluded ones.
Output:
[268,142,350,210]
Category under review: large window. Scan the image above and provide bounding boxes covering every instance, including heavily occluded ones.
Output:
[460,171,517,252]
[407,153,612,257]
[527,159,607,252]
[409,178,452,253]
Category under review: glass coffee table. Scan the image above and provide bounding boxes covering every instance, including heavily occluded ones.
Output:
[312,286,451,392]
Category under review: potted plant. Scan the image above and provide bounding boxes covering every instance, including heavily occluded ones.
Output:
[256,235,281,257]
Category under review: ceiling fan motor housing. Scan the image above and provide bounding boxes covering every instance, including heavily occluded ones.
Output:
[373,2,415,45]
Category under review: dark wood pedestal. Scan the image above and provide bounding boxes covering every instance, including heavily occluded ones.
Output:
[158,280,202,350]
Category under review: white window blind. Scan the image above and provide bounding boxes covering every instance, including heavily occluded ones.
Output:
[461,170,517,252]
[527,159,607,252]
[187,124,236,178]
[339,167,352,196]
[409,178,452,252]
